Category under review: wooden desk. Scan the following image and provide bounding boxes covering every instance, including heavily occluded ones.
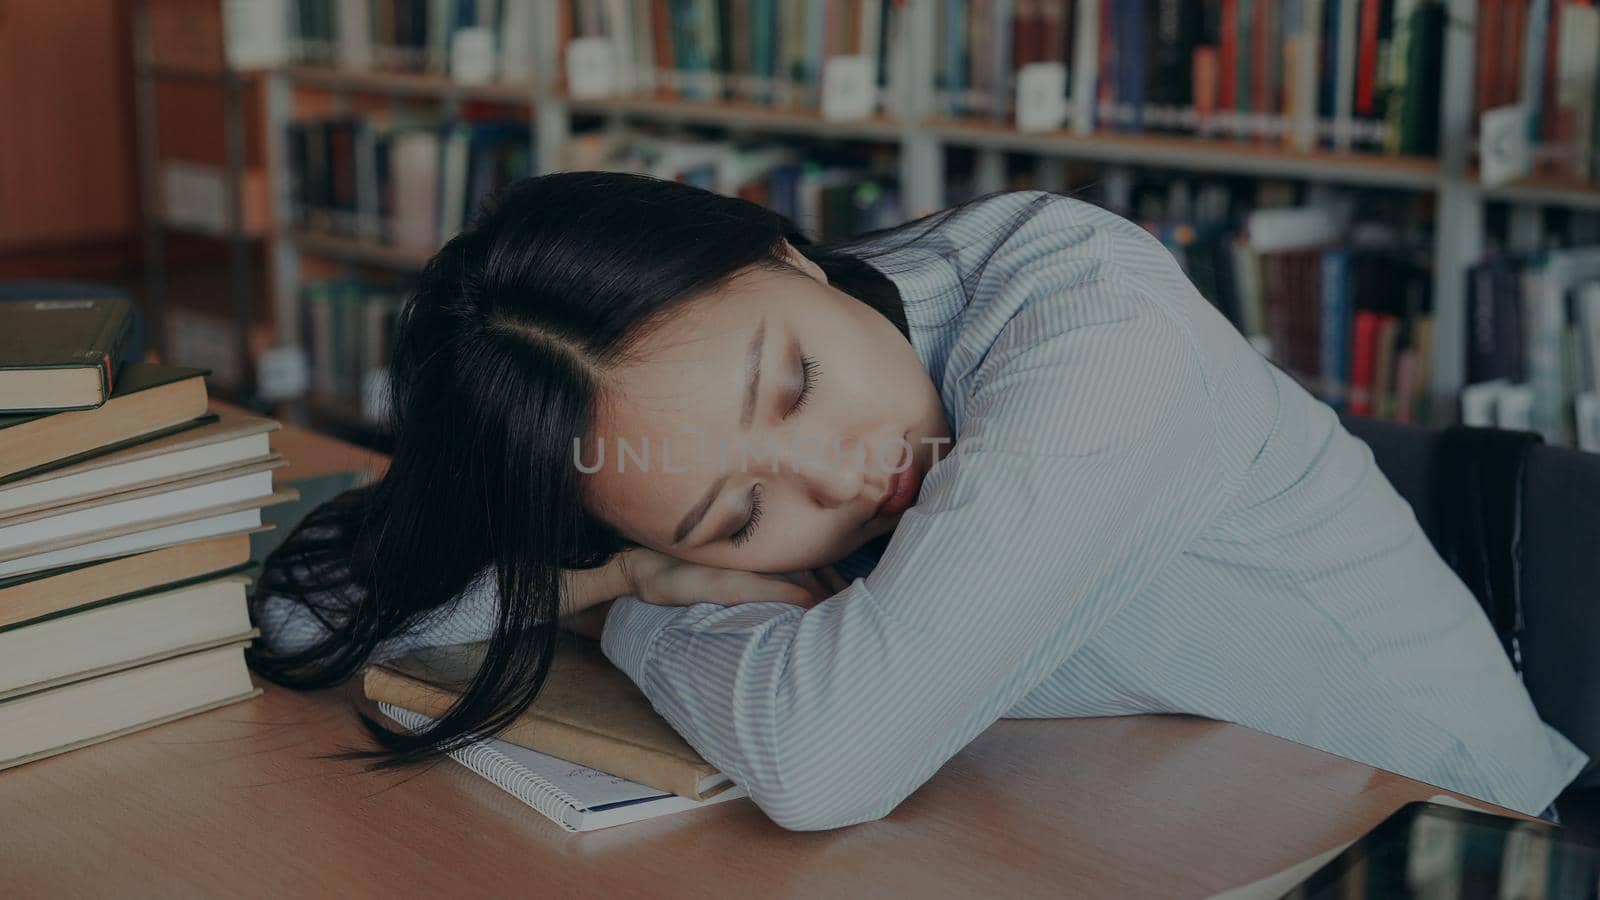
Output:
[0,415,1534,898]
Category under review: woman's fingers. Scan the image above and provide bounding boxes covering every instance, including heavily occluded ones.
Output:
[816,564,849,594]
[719,570,817,607]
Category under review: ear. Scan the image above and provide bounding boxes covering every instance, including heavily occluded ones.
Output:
[780,239,829,285]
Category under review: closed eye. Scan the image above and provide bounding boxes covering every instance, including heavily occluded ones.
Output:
[784,354,819,420]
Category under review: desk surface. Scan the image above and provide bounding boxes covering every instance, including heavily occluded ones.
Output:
[0,410,1532,898]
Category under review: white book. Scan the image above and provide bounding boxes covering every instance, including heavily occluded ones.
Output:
[498,0,538,84]
[391,130,441,250]
[1557,6,1600,181]
[0,414,275,518]
[377,703,750,833]
[335,0,374,69]
[435,125,472,246]
[1576,393,1600,453]
[1579,284,1600,396]
[0,467,276,553]
[0,641,259,772]
[1332,0,1359,152]
[0,508,263,580]
[1460,379,1508,428]
[0,576,254,700]
[1290,0,1324,153]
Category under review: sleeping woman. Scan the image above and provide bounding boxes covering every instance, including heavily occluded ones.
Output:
[249,172,1590,831]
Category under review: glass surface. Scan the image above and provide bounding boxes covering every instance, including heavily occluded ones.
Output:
[1284,801,1600,899]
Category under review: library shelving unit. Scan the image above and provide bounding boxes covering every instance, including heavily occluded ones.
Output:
[259,0,1600,444]
[132,0,271,407]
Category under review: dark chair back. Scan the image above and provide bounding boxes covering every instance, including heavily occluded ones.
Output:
[1340,413,1600,789]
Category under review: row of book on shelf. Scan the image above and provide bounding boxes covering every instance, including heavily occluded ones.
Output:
[283,0,1462,157]
[288,0,901,113]
[943,0,1444,156]
[1078,169,1600,451]
[0,297,291,770]
[0,295,755,831]
[285,118,904,254]
[1461,246,1600,451]
[291,0,540,83]
[1132,189,1438,425]
[1475,0,1600,183]
[287,113,535,249]
[296,131,905,423]
[256,0,1598,183]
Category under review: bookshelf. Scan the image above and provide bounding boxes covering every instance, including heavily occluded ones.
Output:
[251,0,1600,447]
[132,0,270,406]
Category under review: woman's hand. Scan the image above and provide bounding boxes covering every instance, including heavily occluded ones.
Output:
[619,547,848,610]
[561,598,616,642]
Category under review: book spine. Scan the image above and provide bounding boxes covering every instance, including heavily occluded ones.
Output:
[1356,0,1379,115]
[95,305,137,403]
[1349,307,1379,415]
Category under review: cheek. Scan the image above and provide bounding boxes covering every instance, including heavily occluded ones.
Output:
[687,507,875,574]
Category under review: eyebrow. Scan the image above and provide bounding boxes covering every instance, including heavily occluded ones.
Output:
[671,316,767,546]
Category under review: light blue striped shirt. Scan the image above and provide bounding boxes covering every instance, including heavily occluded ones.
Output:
[259,190,1590,831]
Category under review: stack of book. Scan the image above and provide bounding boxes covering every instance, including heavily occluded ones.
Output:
[366,631,749,832]
[0,296,295,771]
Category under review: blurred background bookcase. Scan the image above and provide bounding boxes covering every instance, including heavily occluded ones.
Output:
[184,0,1600,453]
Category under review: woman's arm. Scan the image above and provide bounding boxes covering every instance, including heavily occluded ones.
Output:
[599,271,1236,832]
[255,552,635,662]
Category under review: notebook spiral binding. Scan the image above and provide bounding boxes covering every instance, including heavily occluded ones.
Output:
[377,702,587,833]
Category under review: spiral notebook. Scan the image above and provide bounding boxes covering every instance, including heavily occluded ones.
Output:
[377,703,750,833]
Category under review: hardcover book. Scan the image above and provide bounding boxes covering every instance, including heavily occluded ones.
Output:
[0,297,134,413]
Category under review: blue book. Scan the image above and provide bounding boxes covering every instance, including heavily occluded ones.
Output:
[1118,0,1146,131]
[945,0,967,116]
[1320,247,1353,410]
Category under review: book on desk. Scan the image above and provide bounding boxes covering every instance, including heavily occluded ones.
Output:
[0,354,292,771]
[365,632,750,832]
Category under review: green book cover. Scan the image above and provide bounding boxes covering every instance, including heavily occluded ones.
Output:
[0,296,135,411]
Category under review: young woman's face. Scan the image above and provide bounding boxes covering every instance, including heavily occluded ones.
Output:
[580,243,952,574]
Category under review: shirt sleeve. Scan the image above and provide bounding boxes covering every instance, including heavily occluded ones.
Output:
[599,265,1236,831]
[254,566,500,665]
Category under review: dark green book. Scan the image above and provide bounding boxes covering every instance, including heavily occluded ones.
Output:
[0,297,135,413]
[0,363,210,482]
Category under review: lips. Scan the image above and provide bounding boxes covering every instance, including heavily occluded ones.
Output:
[874,445,922,519]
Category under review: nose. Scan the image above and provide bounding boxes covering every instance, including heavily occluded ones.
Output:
[781,434,887,509]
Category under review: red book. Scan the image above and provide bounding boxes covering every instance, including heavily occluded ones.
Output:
[1503,0,1525,111]
[1014,0,1040,68]
[1356,0,1381,115]
[1475,0,1498,120]
[1263,252,1292,371]
[1541,0,1563,145]
[651,0,674,99]
[1303,250,1324,384]
[1049,0,1075,64]
[1253,0,1271,139]
[1349,310,1380,416]
[1194,46,1220,122]
[1220,0,1238,113]
[1041,0,1070,64]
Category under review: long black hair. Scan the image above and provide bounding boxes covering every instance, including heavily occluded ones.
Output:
[247,171,1054,768]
